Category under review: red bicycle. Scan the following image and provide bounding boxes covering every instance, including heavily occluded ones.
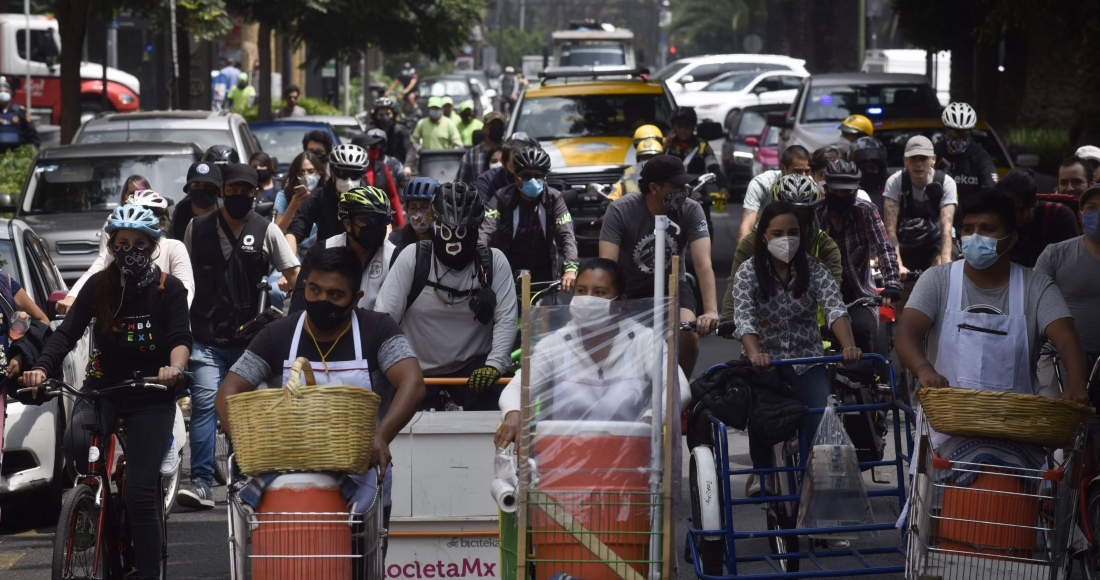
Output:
[20,373,172,580]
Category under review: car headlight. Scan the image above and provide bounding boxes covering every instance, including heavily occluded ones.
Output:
[733,150,753,166]
[118,94,136,105]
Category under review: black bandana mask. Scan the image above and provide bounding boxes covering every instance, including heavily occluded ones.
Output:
[432,223,477,270]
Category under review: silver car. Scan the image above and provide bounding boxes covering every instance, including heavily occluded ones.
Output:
[73,110,262,159]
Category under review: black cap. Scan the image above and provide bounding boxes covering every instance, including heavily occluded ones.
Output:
[185,161,222,192]
[221,163,258,188]
[640,155,695,186]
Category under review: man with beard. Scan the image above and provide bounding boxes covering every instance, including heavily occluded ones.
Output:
[368,96,416,177]
[458,112,506,185]
[290,187,396,313]
[376,182,517,411]
[171,161,222,241]
[389,177,439,255]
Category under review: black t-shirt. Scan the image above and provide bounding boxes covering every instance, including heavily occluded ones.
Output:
[1010,201,1080,268]
[288,182,343,243]
[36,270,193,390]
[509,202,554,282]
[170,199,197,241]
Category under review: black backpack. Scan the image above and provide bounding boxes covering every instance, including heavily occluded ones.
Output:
[405,240,496,322]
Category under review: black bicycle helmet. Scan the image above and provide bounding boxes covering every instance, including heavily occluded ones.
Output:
[823,160,862,191]
[848,137,887,168]
[671,106,698,126]
[431,182,484,227]
[373,96,396,112]
[513,147,551,173]
[202,144,240,165]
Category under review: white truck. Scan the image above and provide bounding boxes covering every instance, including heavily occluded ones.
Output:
[549,22,636,73]
[862,48,951,106]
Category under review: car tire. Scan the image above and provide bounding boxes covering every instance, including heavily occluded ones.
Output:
[80,98,109,125]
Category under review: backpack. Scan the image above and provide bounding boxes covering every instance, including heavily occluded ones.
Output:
[1037,201,1068,241]
[405,239,495,313]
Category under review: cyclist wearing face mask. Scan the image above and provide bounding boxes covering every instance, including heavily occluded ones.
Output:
[250,151,278,203]
[367,97,416,173]
[287,144,369,254]
[412,96,463,151]
[474,133,539,203]
[479,147,579,291]
[0,76,38,152]
[170,161,222,241]
[376,182,517,412]
[934,102,998,201]
[179,163,300,510]
[22,204,191,580]
[390,177,439,255]
[353,129,407,226]
[458,112,507,185]
[290,187,396,313]
[493,258,691,447]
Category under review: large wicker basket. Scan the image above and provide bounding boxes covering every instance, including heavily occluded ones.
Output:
[916,387,1093,448]
[226,357,381,475]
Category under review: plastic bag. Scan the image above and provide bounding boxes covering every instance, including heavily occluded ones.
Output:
[797,404,874,531]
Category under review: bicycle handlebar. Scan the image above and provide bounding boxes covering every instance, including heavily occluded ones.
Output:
[423,378,511,386]
[17,377,169,399]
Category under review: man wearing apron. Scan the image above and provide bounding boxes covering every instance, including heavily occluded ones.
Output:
[216,246,425,547]
[896,191,1088,460]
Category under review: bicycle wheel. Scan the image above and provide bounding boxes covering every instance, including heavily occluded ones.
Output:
[687,446,724,575]
[157,476,169,580]
[766,503,800,573]
[52,483,105,580]
[1081,485,1100,580]
[163,465,181,519]
[213,422,230,485]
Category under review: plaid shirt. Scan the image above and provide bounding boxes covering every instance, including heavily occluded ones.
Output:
[815,198,902,301]
[458,143,492,185]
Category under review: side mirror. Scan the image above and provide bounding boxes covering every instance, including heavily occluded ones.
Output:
[47,290,67,321]
[1016,153,1040,169]
[0,193,15,213]
[752,84,769,94]
[696,121,724,142]
[766,111,792,129]
[678,75,695,85]
[744,136,758,147]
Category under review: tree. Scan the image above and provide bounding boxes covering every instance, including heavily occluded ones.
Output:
[499,26,542,69]
[56,0,92,144]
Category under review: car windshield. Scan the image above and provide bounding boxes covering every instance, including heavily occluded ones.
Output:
[22,155,195,214]
[651,61,690,81]
[559,44,627,67]
[76,128,234,151]
[801,84,940,123]
[704,72,760,93]
[874,127,1011,169]
[425,80,471,100]
[514,94,672,140]
[0,240,15,274]
[252,126,316,166]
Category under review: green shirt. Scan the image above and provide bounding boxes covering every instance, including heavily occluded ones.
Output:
[456,119,484,147]
[227,85,256,114]
[412,116,463,150]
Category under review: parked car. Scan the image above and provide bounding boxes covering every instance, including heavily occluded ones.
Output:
[417,74,494,119]
[720,103,790,198]
[297,114,363,144]
[1,142,202,283]
[249,120,341,180]
[675,69,808,129]
[73,110,261,159]
[1,217,89,523]
[652,54,809,93]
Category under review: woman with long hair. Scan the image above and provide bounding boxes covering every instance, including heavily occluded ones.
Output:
[274,150,324,236]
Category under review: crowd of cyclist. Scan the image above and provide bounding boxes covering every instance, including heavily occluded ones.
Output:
[0,91,1098,578]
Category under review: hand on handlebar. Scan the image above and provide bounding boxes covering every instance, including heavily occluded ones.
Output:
[694,312,719,336]
[840,346,863,365]
[561,271,576,294]
[880,287,901,307]
[158,366,185,391]
[19,368,46,390]
[748,352,772,369]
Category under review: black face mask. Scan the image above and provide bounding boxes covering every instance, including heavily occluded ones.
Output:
[352,224,387,255]
[305,298,353,331]
[256,169,272,183]
[826,193,857,214]
[223,195,254,219]
[191,190,218,209]
[488,125,505,142]
[433,234,477,270]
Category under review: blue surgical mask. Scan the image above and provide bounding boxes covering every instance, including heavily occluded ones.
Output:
[960,233,1007,269]
[1083,209,1100,242]
[521,178,544,198]
[428,109,442,121]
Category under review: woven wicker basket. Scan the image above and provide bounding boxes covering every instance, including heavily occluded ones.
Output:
[916,387,1093,447]
[227,357,381,475]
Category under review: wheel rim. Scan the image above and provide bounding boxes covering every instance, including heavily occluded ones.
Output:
[64,491,102,577]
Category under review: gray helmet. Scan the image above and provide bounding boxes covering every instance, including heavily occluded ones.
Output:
[431,182,484,227]
[775,173,821,207]
[823,160,862,191]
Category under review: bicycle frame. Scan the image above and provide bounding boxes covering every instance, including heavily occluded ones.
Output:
[71,402,129,579]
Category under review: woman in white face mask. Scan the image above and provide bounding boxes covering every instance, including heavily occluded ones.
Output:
[493,258,691,448]
[729,201,860,475]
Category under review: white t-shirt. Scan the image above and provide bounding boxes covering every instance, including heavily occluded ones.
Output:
[883,170,959,208]
[742,169,782,213]
[323,233,395,311]
[68,231,195,306]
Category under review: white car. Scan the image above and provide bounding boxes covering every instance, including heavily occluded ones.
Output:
[674,70,809,129]
[653,54,809,93]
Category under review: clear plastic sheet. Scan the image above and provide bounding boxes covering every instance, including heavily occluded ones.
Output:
[796,404,875,531]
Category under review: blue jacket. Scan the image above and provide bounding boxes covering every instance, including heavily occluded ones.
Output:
[0,104,38,150]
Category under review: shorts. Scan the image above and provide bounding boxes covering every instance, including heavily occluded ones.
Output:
[631,278,698,314]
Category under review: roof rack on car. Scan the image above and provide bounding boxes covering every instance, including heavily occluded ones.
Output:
[539,67,651,84]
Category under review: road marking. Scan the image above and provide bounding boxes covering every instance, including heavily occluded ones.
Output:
[0,552,26,570]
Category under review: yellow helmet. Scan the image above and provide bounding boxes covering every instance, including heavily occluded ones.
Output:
[636,137,664,158]
[633,124,663,143]
[839,114,873,137]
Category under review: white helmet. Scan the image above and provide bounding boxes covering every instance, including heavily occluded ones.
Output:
[126,189,169,210]
[329,144,368,172]
[942,102,977,130]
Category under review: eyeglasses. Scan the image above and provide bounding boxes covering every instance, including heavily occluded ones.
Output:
[332,168,363,180]
[435,223,467,241]
[353,214,393,228]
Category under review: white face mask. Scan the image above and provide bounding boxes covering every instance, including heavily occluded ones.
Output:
[489,162,503,170]
[301,173,320,190]
[409,212,429,233]
[766,235,800,263]
[570,295,614,327]
[336,178,360,193]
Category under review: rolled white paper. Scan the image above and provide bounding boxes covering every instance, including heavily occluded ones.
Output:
[490,478,517,513]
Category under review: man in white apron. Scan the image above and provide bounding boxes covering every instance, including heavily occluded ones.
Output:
[216,246,425,547]
[896,191,1088,456]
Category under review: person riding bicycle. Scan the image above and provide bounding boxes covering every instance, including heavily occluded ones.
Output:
[883,136,959,278]
[61,189,195,315]
[721,173,844,331]
[738,145,811,243]
[353,128,407,225]
[218,246,425,558]
[367,96,416,174]
[934,102,998,200]
[665,106,730,229]
[376,181,517,411]
[390,177,440,255]
[474,133,540,203]
[181,163,300,510]
[287,144,371,254]
[290,187,396,313]
[479,146,579,291]
[170,161,222,241]
[997,168,1080,268]
[599,155,719,377]
[848,136,889,203]
[816,160,903,377]
[729,200,861,490]
[614,124,665,198]
[896,191,1088,465]
[22,204,192,580]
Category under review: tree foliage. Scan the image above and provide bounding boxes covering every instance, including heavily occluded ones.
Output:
[498,26,542,69]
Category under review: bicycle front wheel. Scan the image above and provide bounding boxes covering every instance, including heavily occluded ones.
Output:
[52,483,105,580]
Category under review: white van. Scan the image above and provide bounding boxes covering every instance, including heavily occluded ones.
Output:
[862,49,951,106]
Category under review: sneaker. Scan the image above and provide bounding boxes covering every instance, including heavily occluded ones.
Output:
[177,481,215,510]
[745,474,760,497]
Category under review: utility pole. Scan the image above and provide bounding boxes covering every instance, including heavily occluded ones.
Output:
[519,0,526,33]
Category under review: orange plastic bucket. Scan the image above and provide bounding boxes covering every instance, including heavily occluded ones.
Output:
[938,468,1040,560]
[252,473,353,580]
[530,421,654,580]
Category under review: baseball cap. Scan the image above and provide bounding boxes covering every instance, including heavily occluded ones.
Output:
[185,161,222,192]
[904,135,935,157]
[1076,145,1100,164]
[458,100,474,112]
[640,155,696,186]
[427,96,443,109]
[221,163,259,188]
[484,111,506,125]
[238,72,248,83]
[442,96,454,106]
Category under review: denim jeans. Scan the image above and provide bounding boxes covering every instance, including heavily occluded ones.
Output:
[749,365,832,469]
[189,341,247,485]
[267,270,287,313]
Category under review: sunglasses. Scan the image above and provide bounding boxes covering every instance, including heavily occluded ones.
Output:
[353,214,393,228]
[518,172,547,181]
[434,223,467,241]
[333,168,363,180]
